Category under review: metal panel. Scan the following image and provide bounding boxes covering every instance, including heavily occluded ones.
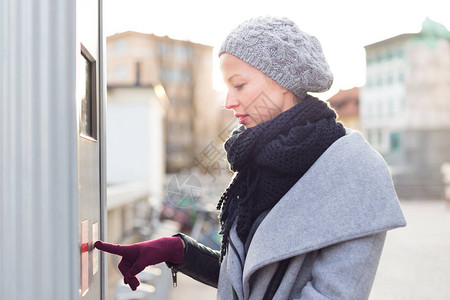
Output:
[0,0,79,299]
[77,0,104,298]
[98,1,108,299]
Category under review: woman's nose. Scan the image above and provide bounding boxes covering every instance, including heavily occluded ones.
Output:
[224,92,239,110]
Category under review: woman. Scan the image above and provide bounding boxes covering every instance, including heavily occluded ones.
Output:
[95,16,406,299]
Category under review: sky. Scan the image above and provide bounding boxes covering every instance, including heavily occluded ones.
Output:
[104,0,449,99]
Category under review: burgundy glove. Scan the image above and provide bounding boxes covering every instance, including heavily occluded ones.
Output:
[94,237,184,291]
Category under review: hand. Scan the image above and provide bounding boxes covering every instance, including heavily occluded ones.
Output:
[94,236,184,290]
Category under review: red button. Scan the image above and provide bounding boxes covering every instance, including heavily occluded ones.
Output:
[81,242,89,253]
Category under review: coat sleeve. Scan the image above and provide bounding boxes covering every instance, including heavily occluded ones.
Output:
[296,231,387,300]
[166,233,221,288]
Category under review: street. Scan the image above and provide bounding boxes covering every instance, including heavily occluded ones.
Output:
[169,199,450,300]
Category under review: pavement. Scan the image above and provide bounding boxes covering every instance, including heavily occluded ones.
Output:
[370,199,450,300]
[167,199,450,300]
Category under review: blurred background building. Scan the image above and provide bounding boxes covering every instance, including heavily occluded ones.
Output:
[107,84,168,198]
[327,87,360,130]
[105,31,231,300]
[360,17,450,199]
[107,32,220,173]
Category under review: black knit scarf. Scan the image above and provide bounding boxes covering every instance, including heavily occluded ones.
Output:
[216,94,346,262]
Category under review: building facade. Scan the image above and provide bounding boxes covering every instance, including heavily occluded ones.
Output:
[360,18,450,198]
[107,85,167,198]
[106,32,219,173]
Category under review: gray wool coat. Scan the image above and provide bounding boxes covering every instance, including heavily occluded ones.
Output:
[217,129,406,300]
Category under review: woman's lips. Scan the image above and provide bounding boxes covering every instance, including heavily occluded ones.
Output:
[235,114,249,124]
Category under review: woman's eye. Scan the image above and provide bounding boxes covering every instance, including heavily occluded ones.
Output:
[234,84,244,90]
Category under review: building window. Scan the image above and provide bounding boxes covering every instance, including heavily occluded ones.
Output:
[390,132,401,152]
[366,129,373,145]
[114,39,127,53]
[174,45,193,60]
[400,96,406,110]
[398,70,404,83]
[377,76,383,87]
[159,68,173,82]
[396,49,404,58]
[370,102,376,118]
[376,54,383,63]
[366,103,372,118]
[377,129,383,145]
[388,99,395,117]
[378,101,384,118]
[386,51,393,61]
[387,72,394,85]
[114,64,128,80]
[158,43,167,56]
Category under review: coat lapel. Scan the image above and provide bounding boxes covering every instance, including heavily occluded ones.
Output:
[224,223,246,300]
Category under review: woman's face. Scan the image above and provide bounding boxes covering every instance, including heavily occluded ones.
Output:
[220,53,296,128]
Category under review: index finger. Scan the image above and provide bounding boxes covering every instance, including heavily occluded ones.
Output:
[94,240,129,256]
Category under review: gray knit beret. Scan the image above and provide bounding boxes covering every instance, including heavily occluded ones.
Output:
[219,16,333,98]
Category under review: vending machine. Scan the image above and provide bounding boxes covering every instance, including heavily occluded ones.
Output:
[0,0,106,299]
[77,0,106,299]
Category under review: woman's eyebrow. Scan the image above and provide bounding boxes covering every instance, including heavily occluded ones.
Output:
[227,74,242,82]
